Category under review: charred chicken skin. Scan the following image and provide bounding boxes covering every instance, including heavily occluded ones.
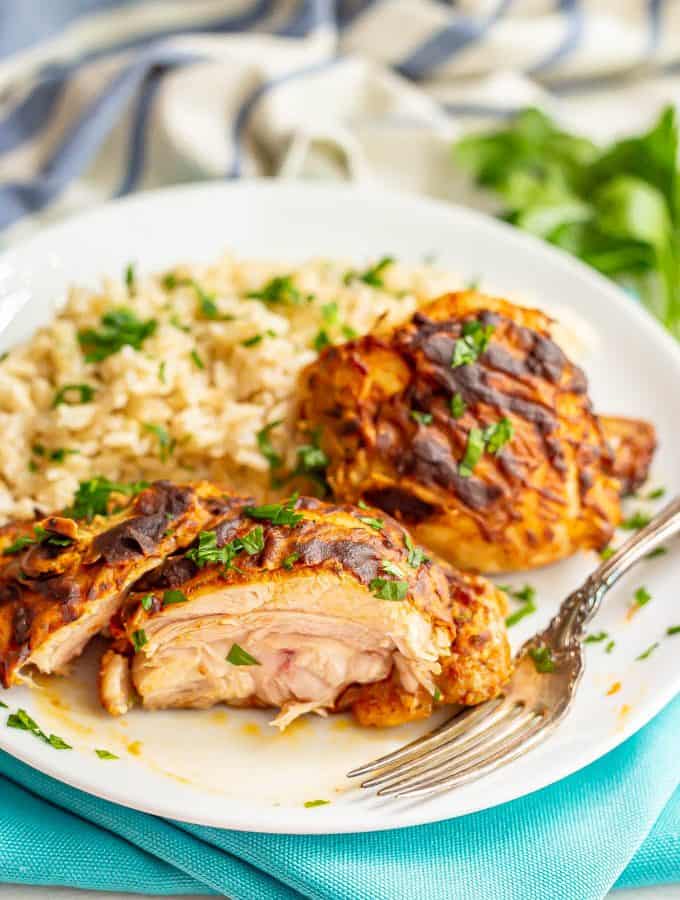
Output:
[0,481,229,687]
[298,291,656,573]
[100,493,511,729]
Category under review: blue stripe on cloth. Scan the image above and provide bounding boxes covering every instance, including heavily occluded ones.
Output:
[277,0,335,37]
[0,48,201,231]
[443,101,520,118]
[227,56,346,178]
[0,0,276,157]
[0,0,130,59]
[647,0,663,52]
[336,0,377,28]
[395,0,513,81]
[529,0,585,75]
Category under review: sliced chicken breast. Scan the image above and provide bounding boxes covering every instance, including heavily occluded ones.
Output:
[0,480,229,687]
[101,493,511,729]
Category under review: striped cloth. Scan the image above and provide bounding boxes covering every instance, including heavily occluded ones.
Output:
[1,0,680,244]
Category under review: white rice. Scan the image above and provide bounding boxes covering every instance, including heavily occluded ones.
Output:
[0,253,464,522]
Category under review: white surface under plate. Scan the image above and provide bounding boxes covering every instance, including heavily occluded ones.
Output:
[0,181,678,834]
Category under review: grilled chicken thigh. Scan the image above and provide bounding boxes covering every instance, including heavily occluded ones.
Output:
[101,494,511,728]
[298,291,656,573]
[0,481,226,687]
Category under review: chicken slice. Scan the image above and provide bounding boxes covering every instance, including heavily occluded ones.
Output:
[298,290,657,573]
[101,494,511,729]
[0,480,231,687]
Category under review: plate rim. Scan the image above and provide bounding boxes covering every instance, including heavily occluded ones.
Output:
[0,177,679,834]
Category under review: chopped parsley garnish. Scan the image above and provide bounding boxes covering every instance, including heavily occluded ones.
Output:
[459,418,513,476]
[2,534,38,555]
[605,640,615,653]
[341,324,358,339]
[646,486,666,500]
[226,643,260,666]
[451,320,494,368]
[242,334,263,347]
[0,701,7,709]
[78,308,157,362]
[321,302,339,325]
[162,275,222,318]
[634,586,652,607]
[313,329,331,352]
[282,551,300,570]
[190,349,205,370]
[621,511,651,531]
[304,799,330,808]
[432,687,442,703]
[65,477,148,520]
[49,448,79,464]
[186,526,265,569]
[504,584,537,627]
[458,427,485,477]
[169,314,190,333]
[158,361,166,383]
[240,525,265,555]
[257,420,283,470]
[381,560,406,578]
[247,275,303,306]
[410,410,433,426]
[528,646,555,673]
[132,629,148,652]
[344,256,394,288]
[7,708,71,750]
[52,383,95,407]
[358,515,384,531]
[483,417,514,455]
[404,532,428,568]
[585,631,609,644]
[646,546,667,559]
[125,262,136,294]
[144,423,175,462]
[28,460,38,473]
[667,625,680,635]
[600,546,616,560]
[3,525,74,556]
[369,578,408,601]
[95,749,119,760]
[245,494,303,527]
[505,601,536,628]
[275,429,330,495]
[636,642,659,661]
[140,594,154,612]
[163,589,188,606]
[451,393,466,419]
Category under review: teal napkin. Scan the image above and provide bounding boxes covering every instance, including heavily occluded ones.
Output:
[1,695,679,900]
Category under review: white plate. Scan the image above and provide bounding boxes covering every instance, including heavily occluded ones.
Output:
[0,181,679,835]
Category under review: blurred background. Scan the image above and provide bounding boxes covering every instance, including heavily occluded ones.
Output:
[2,1,680,337]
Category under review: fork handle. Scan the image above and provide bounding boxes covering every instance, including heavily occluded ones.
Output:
[548,496,680,649]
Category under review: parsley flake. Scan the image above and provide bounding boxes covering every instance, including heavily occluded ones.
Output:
[667,625,680,636]
[65,477,148,520]
[528,646,555,673]
[621,511,651,531]
[132,630,148,652]
[358,515,384,531]
[344,256,394,288]
[95,749,119,760]
[78,308,157,362]
[404,532,428,568]
[451,320,494,368]
[282,551,300,570]
[381,559,406,578]
[459,427,485,477]
[226,643,260,666]
[257,420,283,470]
[140,594,154,612]
[410,410,433,426]
[646,546,667,559]
[304,799,330,808]
[245,495,303,527]
[125,262,136,294]
[144,423,175,462]
[451,392,466,419]
[483,417,514,455]
[7,708,71,750]
[369,578,408,601]
[585,631,609,644]
[634,586,652,608]
[190,349,205,370]
[247,275,303,306]
[636,642,659,661]
[163,589,187,606]
[53,383,95,407]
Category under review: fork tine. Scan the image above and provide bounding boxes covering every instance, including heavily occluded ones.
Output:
[360,699,520,789]
[375,706,537,795]
[388,715,552,798]
[347,697,504,778]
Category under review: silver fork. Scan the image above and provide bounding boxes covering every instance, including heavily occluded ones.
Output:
[348,496,680,798]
